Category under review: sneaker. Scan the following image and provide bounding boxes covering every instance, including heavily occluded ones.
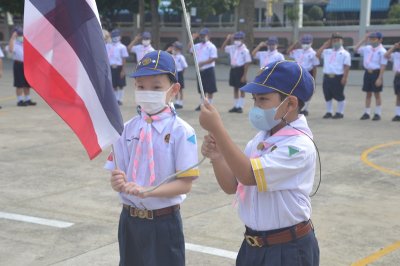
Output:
[229,107,238,113]
[17,100,27,107]
[174,104,183,109]
[332,113,344,119]
[24,100,37,106]
[392,115,400,121]
[372,114,381,121]
[236,107,243,113]
[322,112,332,119]
[195,105,201,111]
[300,110,309,116]
[360,113,370,120]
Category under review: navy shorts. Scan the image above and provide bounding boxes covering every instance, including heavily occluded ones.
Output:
[394,74,400,95]
[322,74,345,101]
[13,61,30,88]
[177,71,185,89]
[229,66,246,88]
[111,66,126,89]
[362,69,382,92]
[118,206,185,266]
[197,67,218,94]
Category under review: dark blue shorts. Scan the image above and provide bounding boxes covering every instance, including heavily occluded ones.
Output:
[118,207,185,266]
[362,69,382,92]
[111,66,126,89]
[197,67,217,94]
[323,74,345,101]
[394,74,400,95]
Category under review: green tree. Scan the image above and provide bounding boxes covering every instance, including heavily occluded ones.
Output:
[387,3,400,24]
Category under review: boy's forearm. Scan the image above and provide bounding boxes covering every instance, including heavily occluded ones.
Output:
[146,178,193,198]
[210,157,238,194]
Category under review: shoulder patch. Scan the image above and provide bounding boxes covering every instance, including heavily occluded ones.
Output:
[288,146,300,157]
[187,134,196,144]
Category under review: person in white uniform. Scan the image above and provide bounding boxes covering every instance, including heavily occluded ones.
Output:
[128,31,155,63]
[0,46,3,109]
[252,36,285,69]
[199,60,319,266]
[385,42,400,121]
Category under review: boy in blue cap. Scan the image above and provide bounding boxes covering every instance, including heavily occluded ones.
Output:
[221,31,252,113]
[105,50,199,266]
[355,32,388,121]
[252,36,285,68]
[128,31,155,62]
[199,60,319,266]
[385,42,400,121]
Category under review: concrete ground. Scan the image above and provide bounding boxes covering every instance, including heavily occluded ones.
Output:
[0,58,399,266]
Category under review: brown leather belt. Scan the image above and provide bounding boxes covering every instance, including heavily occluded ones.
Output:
[244,220,313,247]
[367,69,380,74]
[325,73,341,78]
[123,204,180,220]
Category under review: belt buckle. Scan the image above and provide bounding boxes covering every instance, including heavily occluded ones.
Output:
[367,69,373,74]
[111,65,118,69]
[130,207,154,220]
[245,235,263,247]
[328,74,335,78]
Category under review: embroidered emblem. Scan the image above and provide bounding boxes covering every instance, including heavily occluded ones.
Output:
[145,117,153,124]
[288,146,300,157]
[257,142,265,151]
[142,57,152,66]
[164,133,170,143]
[187,134,196,144]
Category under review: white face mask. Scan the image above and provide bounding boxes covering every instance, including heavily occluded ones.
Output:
[135,85,173,114]
[112,37,120,43]
[301,44,311,50]
[142,40,151,46]
[234,40,242,47]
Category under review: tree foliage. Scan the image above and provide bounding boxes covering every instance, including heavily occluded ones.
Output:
[387,3,400,24]
[170,0,237,22]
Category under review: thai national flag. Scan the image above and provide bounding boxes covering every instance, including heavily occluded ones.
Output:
[23,0,123,159]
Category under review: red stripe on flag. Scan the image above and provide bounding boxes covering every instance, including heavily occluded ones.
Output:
[24,39,102,159]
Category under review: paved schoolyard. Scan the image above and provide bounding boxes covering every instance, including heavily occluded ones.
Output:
[0,59,399,266]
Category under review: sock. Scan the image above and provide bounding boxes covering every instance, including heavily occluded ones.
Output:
[119,89,124,102]
[375,105,381,115]
[364,108,371,115]
[238,97,245,108]
[326,100,333,113]
[302,101,310,111]
[179,100,183,106]
[25,95,31,101]
[337,101,345,114]
[114,90,118,100]
[234,99,239,108]
[396,106,400,116]
[17,96,24,101]
[208,99,213,104]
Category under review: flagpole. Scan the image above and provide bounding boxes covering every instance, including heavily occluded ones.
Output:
[180,0,206,100]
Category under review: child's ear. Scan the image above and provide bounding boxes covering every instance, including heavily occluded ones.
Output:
[287,96,299,112]
[172,82,181,94]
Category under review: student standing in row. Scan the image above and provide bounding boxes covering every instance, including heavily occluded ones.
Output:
[221,31,252,113]
[385,42,400,121]
[170,41,188,109]
[0,46,3,109]
[355,32,388,121]
[252,36,285,69]
[316,33,351,119]
[106,29,129,105]
[287,34,320,116]
[128,31,155,63]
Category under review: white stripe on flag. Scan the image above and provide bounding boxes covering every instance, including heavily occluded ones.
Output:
[85,0,101,26]
[24,0,120,149]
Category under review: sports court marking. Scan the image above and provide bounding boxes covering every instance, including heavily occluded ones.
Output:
[353,142,400,265]
[185,243,237,259]
[0,211,74,228]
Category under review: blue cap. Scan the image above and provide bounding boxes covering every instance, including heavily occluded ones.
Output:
[240,60,314,102]
[172,41,183,50]
[267,36,278,45]
[130,50,177,82]
[301,34,313,44]
[111,29,120,38]
[199,28,209,35]
[369,32,383,39]
[14,26,23,36]
[142,31,151,39]
[234,31,245,39]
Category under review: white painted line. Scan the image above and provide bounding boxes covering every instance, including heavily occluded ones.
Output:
[185,242,238,260]
[0,211,74,228]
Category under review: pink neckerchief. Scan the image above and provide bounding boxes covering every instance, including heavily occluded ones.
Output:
[132,107,174,185]
[366,44,382,66]
[231,44,244,66]
[329,47,340,63]
[235,119,312,205]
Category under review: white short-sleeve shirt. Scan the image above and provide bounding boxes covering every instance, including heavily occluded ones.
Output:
[255,50,285,68]
[173,53,188,72]
[237,115,316,231]
[106,42,129,66]
[358,45,388,70]
[10,41,24,62]
[104,112,199,210]
[390,52,400,72]
[131,44,155,62]
[224,44,252,67]
[192,41,218,70]
[321,47,351,74]
[0,47,4,58]
[290,48,320,71]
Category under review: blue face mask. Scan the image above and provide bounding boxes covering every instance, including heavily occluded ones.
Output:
[248,99,287,131]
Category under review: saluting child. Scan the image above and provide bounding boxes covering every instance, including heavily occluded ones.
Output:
[106,29,129,105]
[199,60,319,266]
[385,42,400,121]
[355,32,388,121]
[128,31,155,63]
[171,41,188,109]
[105,51,199,266]
[221,31,252,113]
[252,36,285,69]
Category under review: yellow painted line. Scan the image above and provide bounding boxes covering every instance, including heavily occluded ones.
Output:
[351,241,400,266]
[0,96,16,102]
[360,141,400,177]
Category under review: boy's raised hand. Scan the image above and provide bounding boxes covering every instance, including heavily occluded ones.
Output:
[201,134,223,161]
[199,100,223,133]
[111,169,127,192]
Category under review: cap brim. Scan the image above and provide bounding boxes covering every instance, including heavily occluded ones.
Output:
[240,82,275,94]
[130,68,177,81]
